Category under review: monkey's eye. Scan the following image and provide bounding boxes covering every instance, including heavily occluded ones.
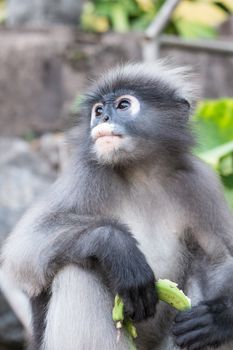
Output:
[117,99,130,111]
[115,95,140,116]
[95,105,103,117]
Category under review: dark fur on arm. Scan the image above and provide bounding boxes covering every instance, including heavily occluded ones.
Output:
[172,159,233,349]
[41,214,157,322]
[173,260,233,350]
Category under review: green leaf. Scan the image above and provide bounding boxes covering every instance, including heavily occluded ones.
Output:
[131,12,156,30]
[198,141,233,172]
[110,3,130,32]
[193,98,233,209]
[223,185,233,208]
[175,19,217,39]
[194,98,233,153]
[0,0,6,24]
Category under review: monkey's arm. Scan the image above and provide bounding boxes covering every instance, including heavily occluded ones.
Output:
[172,160,233,349]
[173,257,233,349]
[2,204,157,322]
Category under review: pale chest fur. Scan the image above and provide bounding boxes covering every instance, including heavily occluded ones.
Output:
[113,178,186,280]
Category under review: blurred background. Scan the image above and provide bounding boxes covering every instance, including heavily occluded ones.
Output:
[0,0,232,348]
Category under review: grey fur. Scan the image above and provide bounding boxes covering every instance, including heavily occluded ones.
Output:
[2,62,233,350]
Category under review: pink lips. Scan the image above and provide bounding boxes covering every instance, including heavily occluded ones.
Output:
[91,124,122,143]
[93,130,121,141]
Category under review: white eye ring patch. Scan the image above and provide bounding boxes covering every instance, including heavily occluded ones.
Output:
[115,95,140,116]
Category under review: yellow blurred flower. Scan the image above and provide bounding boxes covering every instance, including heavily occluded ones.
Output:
[135,0,155,12]
[173,0,231,27]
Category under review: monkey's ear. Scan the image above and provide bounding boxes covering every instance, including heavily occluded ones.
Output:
[177,98,192,120]
[179,98,191,110]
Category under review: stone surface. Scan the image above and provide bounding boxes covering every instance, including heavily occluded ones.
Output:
[0,290,24,350]
[0,137,57,242]
[0,28,142,136]
[160,44,233,99]
[31,132,70,172]
[0,136,63,349]
[219,15,233,37]
[6,0,84,27]
[0,27,76,136]
[0,28,232,137]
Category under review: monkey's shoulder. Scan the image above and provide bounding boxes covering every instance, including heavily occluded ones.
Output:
[167,155,225,206]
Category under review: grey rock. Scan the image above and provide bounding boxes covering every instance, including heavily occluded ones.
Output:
[0,28,142,136]
[6,0,84,27]
[0,27,75,136]
[219,15,233,37]
[32,132,70,172]
[0,137,58,348]
[0,137,56,242]
[0,290,24,349]
[0,28,232,137]
[160,43,233,99]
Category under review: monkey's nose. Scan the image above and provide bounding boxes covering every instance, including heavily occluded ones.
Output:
[102,115,110,122]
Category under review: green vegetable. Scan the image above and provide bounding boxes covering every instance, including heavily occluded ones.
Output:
[112,279,191,342]
[112,295,124,325]
[124,319,138,339]
[156,279,191,311]
[112,295,137,339]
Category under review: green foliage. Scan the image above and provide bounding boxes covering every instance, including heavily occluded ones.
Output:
[81,0,155,33]
[23,131,38,142]
[0,0,6,24]
[175,19,216,39]
[81,0,232,39]
[193,98,233,209]
[70,95,85,115]
[194,99,233,153]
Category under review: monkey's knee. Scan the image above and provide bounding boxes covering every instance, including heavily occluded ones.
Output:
[42,265,130,350]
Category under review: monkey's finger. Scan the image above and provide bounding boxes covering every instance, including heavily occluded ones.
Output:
[141,285,157,319]
[175,326,210,348]
[125,288,147,322]
[122,296,135,319]
[172,314,213,336]
[132,294,146,322]
[175,304,209,323]
[188,341,209,350]
[121,290,136,320]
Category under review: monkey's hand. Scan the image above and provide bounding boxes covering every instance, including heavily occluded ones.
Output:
[172,299,233,349]
[90,225,158,322]
[114,254,158,323]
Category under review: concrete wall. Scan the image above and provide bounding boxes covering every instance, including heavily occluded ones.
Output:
[7,0,84,26]
[0,27,232,136]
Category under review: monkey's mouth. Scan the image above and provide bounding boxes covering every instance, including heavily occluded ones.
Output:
[92,127,124,157]
[92,127,122,142]
[95,135,123,152]
[95,134,122,142]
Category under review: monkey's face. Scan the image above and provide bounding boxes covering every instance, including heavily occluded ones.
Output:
[82,63,194,167]
[88,93,191,167]
[90,94,143,165]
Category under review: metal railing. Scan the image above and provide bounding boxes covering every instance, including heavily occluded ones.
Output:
[143,0,233,61]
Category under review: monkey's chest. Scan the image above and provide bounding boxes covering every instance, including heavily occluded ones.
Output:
[115,197,184,280]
